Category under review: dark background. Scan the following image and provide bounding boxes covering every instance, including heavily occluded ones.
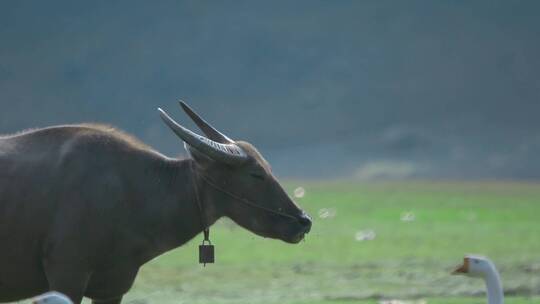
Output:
[1,1,539,179]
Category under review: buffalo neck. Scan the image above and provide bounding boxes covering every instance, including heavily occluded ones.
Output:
[127,156,220,264]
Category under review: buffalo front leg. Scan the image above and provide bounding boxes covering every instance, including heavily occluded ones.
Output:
[86,267,138,304]
[42,260,91,303]
[92,296,123,304]
[42,235,93,302]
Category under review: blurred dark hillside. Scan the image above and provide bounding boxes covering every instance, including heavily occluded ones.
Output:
[1,1,539,179]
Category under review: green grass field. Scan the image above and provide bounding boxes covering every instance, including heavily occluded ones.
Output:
[93,181,539,303]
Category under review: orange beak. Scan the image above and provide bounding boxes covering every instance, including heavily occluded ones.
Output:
[452,257,469,275]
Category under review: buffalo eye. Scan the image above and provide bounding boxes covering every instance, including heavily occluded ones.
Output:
[250,173,265,181]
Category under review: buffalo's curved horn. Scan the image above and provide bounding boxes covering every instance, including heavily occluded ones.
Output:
[179,100,233,144]
[158,108,247,165]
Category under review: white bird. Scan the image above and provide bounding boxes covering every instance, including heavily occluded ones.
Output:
[32,291,73,304]
[453,255,504,304]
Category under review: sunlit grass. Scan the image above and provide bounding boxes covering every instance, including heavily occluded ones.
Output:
[77,181,539,304]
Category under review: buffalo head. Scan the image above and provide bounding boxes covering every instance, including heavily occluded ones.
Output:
[158,101,312,243]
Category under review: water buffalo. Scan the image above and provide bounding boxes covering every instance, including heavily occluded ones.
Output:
[0,101,312,303]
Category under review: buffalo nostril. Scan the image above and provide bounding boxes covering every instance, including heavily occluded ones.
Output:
[298,213,312,232]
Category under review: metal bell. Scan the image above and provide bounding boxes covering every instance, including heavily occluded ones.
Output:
[199,242,214,265]
[199,228,214,266]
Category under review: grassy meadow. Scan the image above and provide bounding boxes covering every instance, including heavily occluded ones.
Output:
[53,181,540,303]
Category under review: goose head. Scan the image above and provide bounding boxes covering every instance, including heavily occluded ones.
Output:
[452,255,497,278]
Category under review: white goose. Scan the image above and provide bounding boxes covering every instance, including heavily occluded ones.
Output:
[31,291,73,304]
[453,255,504,304]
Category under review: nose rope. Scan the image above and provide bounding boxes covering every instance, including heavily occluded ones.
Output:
[195,171,299,222]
